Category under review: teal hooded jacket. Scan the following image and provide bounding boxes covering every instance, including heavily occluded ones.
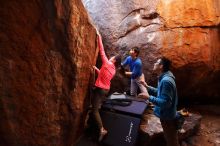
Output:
[148,71,178,120]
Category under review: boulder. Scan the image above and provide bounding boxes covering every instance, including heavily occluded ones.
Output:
[138,111,202,146]
[0,0,97,145]
[82,0,220,100]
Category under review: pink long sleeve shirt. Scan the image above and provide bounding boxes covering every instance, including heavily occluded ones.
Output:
[94,35,116,90]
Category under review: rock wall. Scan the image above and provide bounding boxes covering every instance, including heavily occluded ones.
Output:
[83,0,220,100]
[0,0,96,145]
[0,0,219,145]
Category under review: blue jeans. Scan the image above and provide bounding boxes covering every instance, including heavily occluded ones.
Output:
[130,74,148,96]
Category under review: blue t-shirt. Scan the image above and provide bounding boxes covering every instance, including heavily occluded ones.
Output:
[122,56,142,79]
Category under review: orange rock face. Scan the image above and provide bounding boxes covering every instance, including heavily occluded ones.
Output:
[157,0,220,99]
[83,0,220,100]
[157,0,220,27]
[0,0,97,145]
[159,28,220,99]
[160,28,219,69]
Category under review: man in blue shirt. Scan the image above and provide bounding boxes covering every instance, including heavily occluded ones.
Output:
[139,57,180,146]
[121,47,149,97]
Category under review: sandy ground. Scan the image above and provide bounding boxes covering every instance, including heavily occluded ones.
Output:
[181,105,220,146]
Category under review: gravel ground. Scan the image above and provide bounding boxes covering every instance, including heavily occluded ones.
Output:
[181,105,220,146]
